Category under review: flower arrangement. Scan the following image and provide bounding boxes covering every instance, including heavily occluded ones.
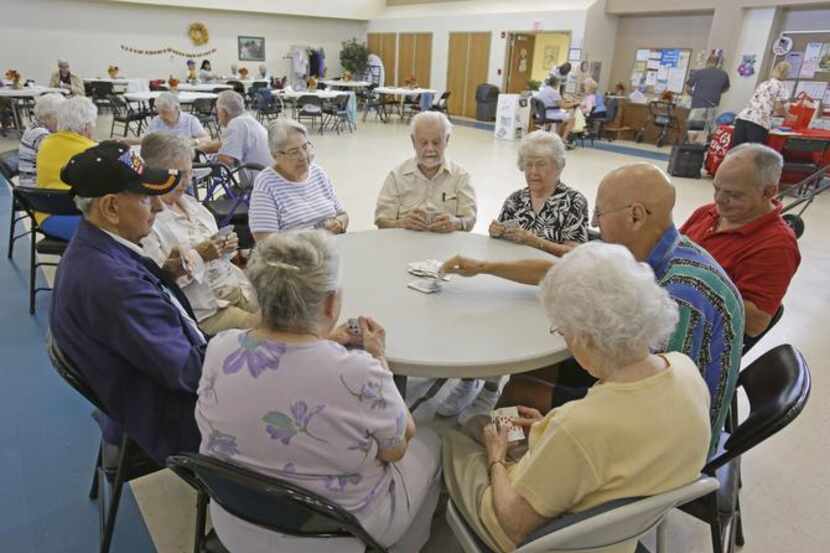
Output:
[188,22,209,46]
[404,74,418,88]
[107,65,119,79]
[307,76,318,90]
[659,90,674,103]
[238,67,249,79]
[168,75,180,90]
[5,69,21,88]
[342,70,353,81]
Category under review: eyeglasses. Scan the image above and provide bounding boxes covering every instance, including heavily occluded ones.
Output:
[591,204,652,227]
[524,159,551,171]
[279,142,313,160]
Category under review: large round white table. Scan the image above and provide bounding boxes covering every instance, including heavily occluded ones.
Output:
[335,230,569,381]
[124,91,217,103]
[177,83,232,92]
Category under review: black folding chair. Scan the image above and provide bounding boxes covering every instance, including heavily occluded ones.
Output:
[323,93,354,134]
[636,101,678,148]
[679,344,811,553]
[430,91,451,115]
[191,98,219,139]
[0,149,28,259]
[167,453,388,553]
[109,94,145,138]
[531,97,561,132]
[10,187,79,314]
[46,332,163,553]
[90,81,114,113]
[252,88,283,124]
[196,161,264,250]
[296,95,324,133]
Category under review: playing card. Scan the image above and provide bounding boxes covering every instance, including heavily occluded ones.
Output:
[346,318,362,337]
[407,280,441,294]
[490,406,525,442]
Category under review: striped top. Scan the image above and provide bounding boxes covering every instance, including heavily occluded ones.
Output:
[17,125,51,187]
[648,225,745,455]
[249,164,344,233]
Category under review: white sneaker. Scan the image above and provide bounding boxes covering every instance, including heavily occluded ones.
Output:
[436,379,484,417]
[458,387,501,426]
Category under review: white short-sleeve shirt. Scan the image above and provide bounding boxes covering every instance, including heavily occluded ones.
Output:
[146,112,206,139]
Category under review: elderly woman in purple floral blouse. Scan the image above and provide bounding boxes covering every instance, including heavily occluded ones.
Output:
[195,230,442,552]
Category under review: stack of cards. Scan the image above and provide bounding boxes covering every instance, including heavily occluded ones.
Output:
[407,259,451,280]
[490,406,526,442]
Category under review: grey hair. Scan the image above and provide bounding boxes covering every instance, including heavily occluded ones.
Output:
[246,230,341,333]
[57,96,98,134]
[725,143,783,189]
[518,130,567,171]
[268,117,309,155]
[140,133,193,168]
[540,242,679,367]
[216,90,244,118]
[73,196,96,216]
[154,92,181,112]
[57,59,69,66]
[771,61,791,80]
[33,93,66,123]
[410,111,452,140]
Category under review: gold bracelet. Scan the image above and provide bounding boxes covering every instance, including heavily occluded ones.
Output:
[489,459,506,473]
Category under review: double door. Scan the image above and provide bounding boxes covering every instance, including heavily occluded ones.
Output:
[446,32,491,118]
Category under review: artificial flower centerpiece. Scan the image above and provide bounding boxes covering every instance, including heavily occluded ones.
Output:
[168,75,180,90]
[238,66,249,79]
[307,76,318,90]
[107,65,119,79]
[5,69,22,89]
[404,74,418,89]
[342,70,353,81]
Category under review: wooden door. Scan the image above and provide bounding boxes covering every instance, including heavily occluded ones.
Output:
[367,32,397,86]
[464,32,491,119]
[398,34,415,86]
[446,33,469,116]
[506,34,535,93]
[414,33,433,88]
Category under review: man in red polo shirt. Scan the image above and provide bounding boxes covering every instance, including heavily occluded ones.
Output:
[681,143,800,337]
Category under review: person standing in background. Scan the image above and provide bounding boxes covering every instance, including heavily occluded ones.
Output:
[687,55,731,136]
[732,62,791,147]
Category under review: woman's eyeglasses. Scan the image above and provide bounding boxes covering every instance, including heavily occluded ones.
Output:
[279,142,314,160]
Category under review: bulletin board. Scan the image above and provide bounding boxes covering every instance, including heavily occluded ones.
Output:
[770,31,830,106]
[629,48,692,94]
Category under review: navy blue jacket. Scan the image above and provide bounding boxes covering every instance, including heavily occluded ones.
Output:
[50,220,206,463]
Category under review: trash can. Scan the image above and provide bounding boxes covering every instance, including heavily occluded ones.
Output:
[475,84,500,122]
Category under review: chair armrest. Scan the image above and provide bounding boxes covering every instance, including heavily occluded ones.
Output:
[520,497,644,546]
[240,162,266,171]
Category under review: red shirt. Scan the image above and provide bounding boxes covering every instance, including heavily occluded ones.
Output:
[680,202,800,315]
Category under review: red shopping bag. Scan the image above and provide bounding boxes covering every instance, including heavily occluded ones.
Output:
[706,125,733,176]
[784,92,817,130]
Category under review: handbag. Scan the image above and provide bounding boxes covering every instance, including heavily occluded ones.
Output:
[784,92,817,130]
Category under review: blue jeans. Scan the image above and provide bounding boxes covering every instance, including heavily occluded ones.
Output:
[40,215,81,241]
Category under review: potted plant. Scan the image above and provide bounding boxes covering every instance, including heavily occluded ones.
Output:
[340,39,369,79]
[527,79,541,92]
[5,70,22,89]
[107,65,119,79]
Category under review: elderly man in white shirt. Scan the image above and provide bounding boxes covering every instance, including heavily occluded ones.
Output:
[202,90,273,176]
[140,133,259,335]
[375,111,477,233]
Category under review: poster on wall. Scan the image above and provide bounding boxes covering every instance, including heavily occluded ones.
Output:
[795,80,827,101]
[636,49,650,62]
[819,43,830,72]
[238,36,265,61]
[785,52,804,79]
[799,42,822,79]
[738,55,757,77]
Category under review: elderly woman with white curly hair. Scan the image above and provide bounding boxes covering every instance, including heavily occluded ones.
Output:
[443,241,711,553]
[249,118,348,241]
[195,230,442,553]
[146,92,209,143]
[18,93,66,186]
[35,96,98,240]
[490,130,589,256]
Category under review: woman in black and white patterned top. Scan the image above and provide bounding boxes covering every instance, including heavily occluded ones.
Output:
[490,130,589,256]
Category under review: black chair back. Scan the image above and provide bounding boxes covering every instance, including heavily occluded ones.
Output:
[191,98,216,117]
[742,305,784,355]
[298,95,323,113]
[108,94,129,117]
[531,97,547,122]
[226,81,246,95]
[167,453,387,551]
[0,150,19,181]
[91,81,114,100]
[708,344,810,472]
[46,331,109,414]
[13,187,80,218]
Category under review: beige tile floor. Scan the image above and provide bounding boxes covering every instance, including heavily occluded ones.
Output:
[2,114,828,552]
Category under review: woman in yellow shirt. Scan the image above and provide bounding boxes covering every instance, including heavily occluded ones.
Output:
[35,96,97,240]
[443,242,712,553]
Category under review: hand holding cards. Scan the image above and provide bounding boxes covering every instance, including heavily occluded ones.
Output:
[490,406,526,442]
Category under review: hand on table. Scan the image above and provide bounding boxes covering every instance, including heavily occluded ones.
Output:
[502,226,536,246]
[429,213,459,233]
[323,218,346,234]
[400,209,429,231]
[440,255,485,277]
[489,220,506,238]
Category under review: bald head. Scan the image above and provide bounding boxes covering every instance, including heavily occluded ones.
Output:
[595,163,676,261]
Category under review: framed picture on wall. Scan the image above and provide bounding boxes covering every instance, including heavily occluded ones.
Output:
[238,36,265,61]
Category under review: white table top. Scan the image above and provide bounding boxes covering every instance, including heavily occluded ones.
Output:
[274,89,350,100]
[124,91,217,103]
[177,83,232,92]
[320,79,371,88]
[335,230,569,378]
[83,77,150,92]
[375,87,438,97]
[0,86,69,98]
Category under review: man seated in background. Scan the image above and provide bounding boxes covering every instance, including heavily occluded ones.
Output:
[50,142,205,464]
[443,163,744,454]
[49,59,85,96]
[200,90,273,180]
[375,111,477,233]
[681,143,800,339]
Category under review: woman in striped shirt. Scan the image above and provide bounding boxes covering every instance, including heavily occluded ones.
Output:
[17,93,65,187]
[250,118,349,242]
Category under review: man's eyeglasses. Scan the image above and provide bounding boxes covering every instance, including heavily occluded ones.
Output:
[279,142,314,160]
[591,204,652,227]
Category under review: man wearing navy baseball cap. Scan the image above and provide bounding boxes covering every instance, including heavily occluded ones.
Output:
[50,141,207,464]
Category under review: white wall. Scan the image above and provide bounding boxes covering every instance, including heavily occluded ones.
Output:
[0,0,367,85]
[369,6,588,93]
[582,0,619,92]
[720,8,778,114]
[105,0,384,20]
[780,6,830,31]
